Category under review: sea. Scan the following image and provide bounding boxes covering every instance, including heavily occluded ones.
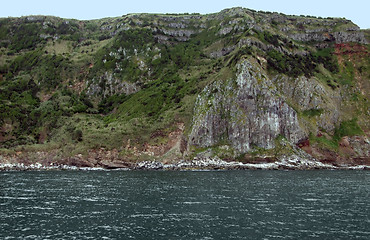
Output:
[0,170,369,239]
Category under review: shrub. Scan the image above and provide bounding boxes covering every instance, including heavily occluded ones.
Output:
[267,50,316,77]
[312,48,339,73]
[302,108,323,117]
[72,129,83,142]
[334,119,364,140]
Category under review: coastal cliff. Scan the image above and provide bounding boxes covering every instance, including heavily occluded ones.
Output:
[0,8,369,169]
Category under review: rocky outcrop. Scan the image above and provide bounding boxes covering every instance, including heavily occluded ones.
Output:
[348,136,370,157]
[289,31,367,44]
[160,28,196,38]
[86,72,139,97]
[238,38,294,55]
[333,31,367,44]
[0,148,134,170]
[209,46,235,58]
[297,135,370,166]
[272,75,341,133]
[189,58,306,153]
[3,153,368,171]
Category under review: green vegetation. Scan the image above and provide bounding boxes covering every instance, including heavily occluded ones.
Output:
[266,50,317,77]
[309,133,338,150]
[302,108,323,117]
[7,49,75,89]
[8,23,44,52]
[98,93,127,114]
[334,119,364,140]
[0,77,94,147]
[310,119,364,150]
[256,31,283,47]
[312,48,339,74]
[266,47,340,78]
[0,9,368,161]
[0,77,40,146]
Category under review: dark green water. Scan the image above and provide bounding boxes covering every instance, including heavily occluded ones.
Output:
[0,170,369,239]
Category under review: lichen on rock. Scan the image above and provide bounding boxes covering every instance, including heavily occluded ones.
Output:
[189,57,306,153]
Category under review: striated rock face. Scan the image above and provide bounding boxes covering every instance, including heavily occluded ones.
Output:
[238,37,296,55]
[189,58,306,153]
[272,75,341,133]
[289,31,367,44]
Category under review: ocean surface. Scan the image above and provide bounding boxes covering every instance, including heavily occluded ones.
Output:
[0,170,369,239]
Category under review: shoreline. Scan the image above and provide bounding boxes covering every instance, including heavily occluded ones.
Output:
[1,157,369,171]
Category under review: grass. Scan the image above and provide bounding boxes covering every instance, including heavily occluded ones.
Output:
[14,141,62,153]
[70,39,112,62]
[44,40,71,55]
[314,65,339,89]
[309,119,364,151]
[0,10,368,161]
[338,61,355,86]
[334,119,364,140]
[310,134,339,151]
[302,108,323,117]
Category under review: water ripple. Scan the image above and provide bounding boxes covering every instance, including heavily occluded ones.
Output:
[0,170,369,239]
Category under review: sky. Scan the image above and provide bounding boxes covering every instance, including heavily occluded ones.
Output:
[1,0,369,29]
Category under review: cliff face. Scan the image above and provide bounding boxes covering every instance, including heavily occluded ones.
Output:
[189,58,305,152]
[0,8,369,168]
[188,56,369,164]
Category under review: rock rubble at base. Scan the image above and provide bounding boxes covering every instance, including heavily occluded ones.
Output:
[135,156,369,170]
[2,156,368,171]
[0,162,108,171]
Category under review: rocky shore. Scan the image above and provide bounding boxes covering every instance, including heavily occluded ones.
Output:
[1,155,369,171]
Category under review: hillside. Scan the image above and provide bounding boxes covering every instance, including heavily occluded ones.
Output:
[0,8,369,169]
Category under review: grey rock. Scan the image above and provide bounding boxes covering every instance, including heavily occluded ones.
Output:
[238,37,291,55]
[26,16,44,22]
[155,35,169,44]
[209,46,235,58]
[161,28,195,38]
[168,22,188,29]
[289,33,334,42]
[269,14,287,24]
[218,27,233,35]
[86,72,139,98]
[272,75,341,133]
[280,26,291,32]
[305,28,328,33]
[100,25,113,31]
[189,58,306,153]
[290,31,367,44]
[333,31,367,44]
[346,136,370,157]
